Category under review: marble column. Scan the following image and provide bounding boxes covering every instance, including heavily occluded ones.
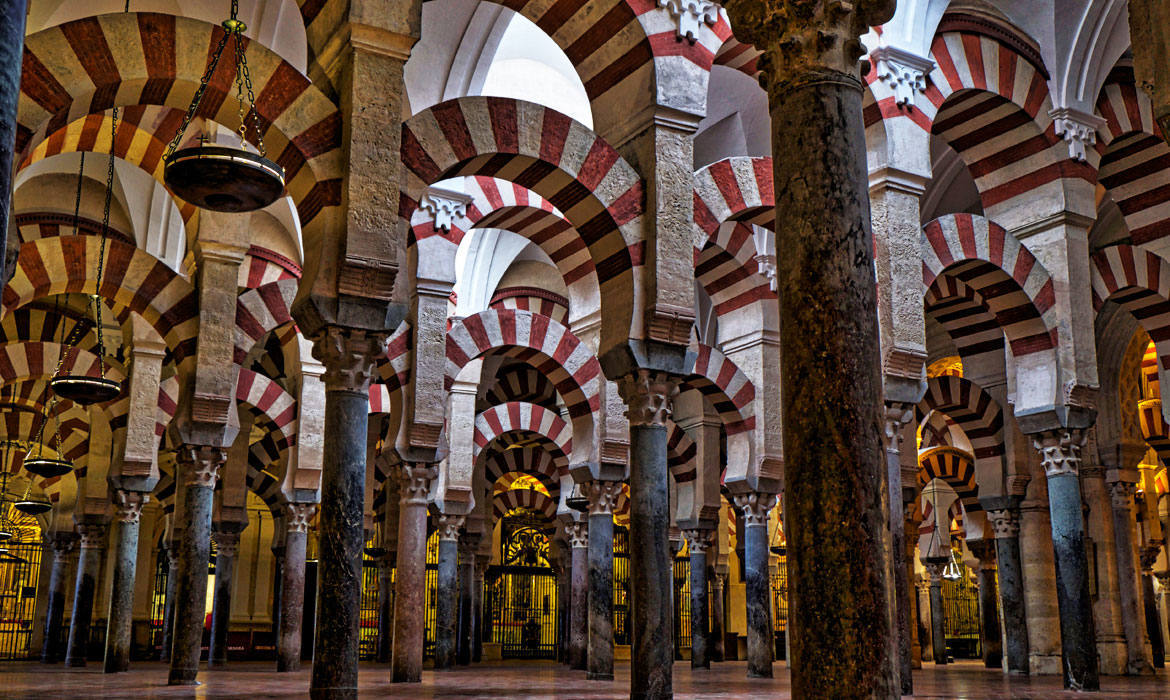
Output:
[710,571,727,662]
[309,328,385,700]
[903,507,923,669]
[1081,466,1128,675]
[159,546,178,662]
[925,561,947,665]
[684,528,713,669]
[457,538,475,666]
[473,555,488,662]
[1141,548,1166,669]
[104,491,148,673]
[271,545,284,639]
[883,406,914,694]
[1107,480,1153,674]
[987,507,1029,674]
[916,578,933,663]
[65,522,107,667]
[722,2,898,695]
[376,553,394,664]
[0,0,27,277]
[583,480,620,681]
[732,493,776,678]
[209,526,244,668]
[41,535,74,663]
[1032,430,1098,690]
[969,541,1002,669]
[434,514,463,670]
[169,447,224,685]
[392,463,436,683]
[618,370,679,700]
[565,521,589,671]
[277,503,314,672]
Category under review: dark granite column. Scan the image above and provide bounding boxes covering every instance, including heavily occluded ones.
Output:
[710,571,727,662]
[277,503,314,672]
[684,528,713,669]
[618,371,679,700]
[916,578,933,663]
[903,511,923,669]
[732,493,776,678]
[456,534,478,665]
[169,446,224,685]
[209,525,245,668]
[104,491,148,673]
[925,562,947,665]
[566,521,589,670]
[1108,480,1153,674]
[392,463,436,682]
[1141,549,1166,669]
[271,544,284,638]
[41,535,75,663]
[376,553,394,664]
[555,544,569,663]
[473,555,488,662]
[65,522,108,667]
[160,544,179,661]
[721,1,898,695]
[883,405,914,694]
[987,506,1028,673]
[583,480,621,681]
[309,328,386,700]
[0,0,27,281]
[1032,429,1098,690]
[434,514,463,670]
[970,541,1003,669]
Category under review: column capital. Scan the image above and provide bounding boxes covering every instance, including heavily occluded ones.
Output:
[76,522,108,549]
[683,527,714,554]
[285,503,317,533]
[1139,545,1161,573]
[712,571,726,590]
[398,463,436,505]
[583,480,623,516]
[177,444,226,488]
[732,491,777,526]
[986,508,1020,539]
[564,521,588,549]
[111,489,149,524]
[437,514,465,542]
[1031,428,1087,478]
[883,401,914,446]
[617,369,680,427]
[924,561,946,584]
[49,534,76,559]
[1107,480,1136,513]
[310,326,389,393]
[213,530,240,558]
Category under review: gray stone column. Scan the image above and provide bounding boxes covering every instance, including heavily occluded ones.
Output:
[1141,548,1166,668]
[277,503,314,672]
[1032,429,1098,690]
[160,544,178,661]
[392,463,436,682]
[376,552,394,664]
[583,480,621,681]
[41,534,74,663]
[209,525,244,668]
[457,536,476,666]
[271,544,284,639]
[618,370,679,700]
[684,528,713,669]
[987,506,1029,674]
[903,508,923,669]
[434,514,463,670]
[883,405,915,694]
[65,522,108,667]
[0,0,27,280]
[925,561,947,665]
[473,555,488,662]
[916,578,933,663]
[732,493,777,678]
[969,540,1002,669]
[169,447,224,685]
[1081,466,1127,674]
[104,491,148,673]
[710,571,727,662]
[565,521,589,670]
[1108,479,1154,674]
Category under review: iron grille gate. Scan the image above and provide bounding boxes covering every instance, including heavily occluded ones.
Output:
[148,549,169,655]
[485,515,558,659]
[672,554,691,657]
[359,554,380,660]
[0,540,42,659]
[771,551,788,660]
[613,527,630,646]
[942,563,981,659]
[424,531,439,658]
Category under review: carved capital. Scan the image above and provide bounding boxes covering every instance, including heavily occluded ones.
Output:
[437,514,465,541]
[112,490,148,524]
[1108,481,1137,513]
[924,560,947,584]
[1049,108,1106,162]
[564,521,589,549]
[49,536,75,560]
[583,480,623,517]
[311,326,388,394]
[712,572,726,591]
[658,0,718,42]
[213,531,240,559]
[1032,429,1087,479]
[753,252,778,292]
[732,491,777,526]
[871,46,933,109]
[399,463,436,506]
[987,508,1020,539]
[419,188,471,233]
[285,503,316,533]
[177,445,225,488]
[618,370,679,427]
[683,527,714,554]
[76,523,107,549]
[883,401,914,446]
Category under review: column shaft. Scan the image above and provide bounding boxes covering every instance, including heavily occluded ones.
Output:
[277,514,311,672]
[434,528,459,669]
[169,449,220,685]
[66,524,106,667]
[0,0,27,278]
[41,540,72,663]
[208,531,240,668]
[928,576,947,665]
[104,493,146,673]
[1108,481,1152,674]
[569,525,589,670]
[392,464,434,683]
[710,574,726,662]
[1144,573,1166,666]
[688,544,709,669]
[976,565,1003,668]
[1045,469,1099,690]
[473,561,486,662]
[990,515,1029,674]
[587,500,615,681]
[628,422,672,699]
[457,548,474,665]
[160,552,178,661]
[377,558,394,664]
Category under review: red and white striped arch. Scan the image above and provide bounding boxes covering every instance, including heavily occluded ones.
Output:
[682,344,755,434]
[917,375,1005,482]
[236,368,298,447]
[918,445,980,512]
[666,421,697,483]
[489,287,569,325]
[481,445,565,488]
[924,274,1007,366]
[492,486,558,523]
[0,341,125,387]
[242,247,301,289]
[234,278,298,366]
[483,363,559,409]
[474,402,573,461]
[379,321,413,395]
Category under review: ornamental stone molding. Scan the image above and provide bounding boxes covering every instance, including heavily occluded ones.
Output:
[311,326,388,394]
[399,463,437,505]
[77,523,108,549]
[285,503,317,533]
[1049,108,1106,162]
[178,445,226,488]
[583,480,623,516]
[732,492,777,526]
[213,531,240,559]
[1107,481,1136,512]
[419,187,471,233]
[112,489,148,524]
[564,521,588,549]
[618,369,679,427]
[683,528,714,554]
[658,0,718,42]
[987,508,1020,539]
[1032,429,1086,479]
[437,514,465,541]
[883,401,914,446]
[753,252,778,292]
[870,45,934,109]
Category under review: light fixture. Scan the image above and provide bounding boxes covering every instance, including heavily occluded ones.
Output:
[162,0,285,212]
[23,397,74,479]
[14,480,51,516]
[941,549,963,582]
[566,482,588,512]
[0,473,15,541]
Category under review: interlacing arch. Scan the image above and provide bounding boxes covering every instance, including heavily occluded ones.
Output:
[474,402,572,462]
[916,375,1005,479]
[234,278,298,366]
[236,369,298,450]
[483,364,558,409]
[666,421,696,483]
[918,445,981,512]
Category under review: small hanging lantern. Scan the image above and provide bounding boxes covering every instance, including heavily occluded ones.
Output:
[14,480,51,516]
[162,0,285,212]
[566,482,588,512]
[941,549,963,582]
[0,473,15,540]
[23,398,75,479]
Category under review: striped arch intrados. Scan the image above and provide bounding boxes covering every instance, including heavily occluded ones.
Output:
[475,431,569,478]
[234,278,298,367]
[480,444,565,486]
[1090,245,1170,369]
[918,445,981,511]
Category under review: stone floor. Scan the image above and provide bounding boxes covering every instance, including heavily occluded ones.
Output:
[2,660,1169,698]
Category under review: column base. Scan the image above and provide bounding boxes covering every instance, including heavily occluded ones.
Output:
[64,658,86,668]
[208,659,227,669]
[747,668,773,679]
[586,672,614,681]
[277,659,300,673]
[310,687,357,700]
[168,669,200,685]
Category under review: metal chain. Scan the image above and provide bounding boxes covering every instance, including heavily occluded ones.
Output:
[70,151,84,236]
[92,108,119,380]
[236,34,265,156]
[164,30,230,159]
